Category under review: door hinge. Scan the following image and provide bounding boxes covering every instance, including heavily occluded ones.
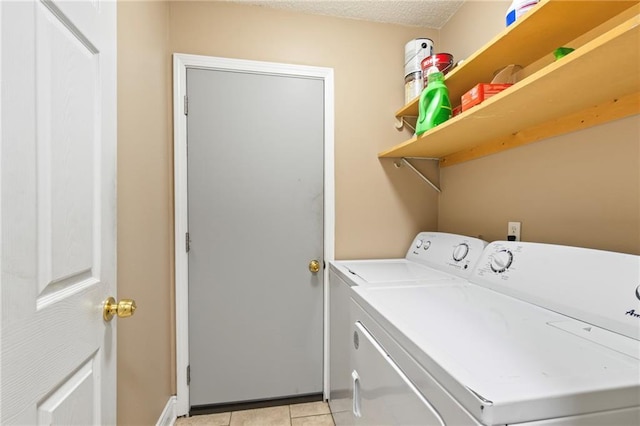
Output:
[185,232,191,253]
[184,95,188,116]
[187,365,191,385]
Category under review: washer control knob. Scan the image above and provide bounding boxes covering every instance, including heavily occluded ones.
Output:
[452,243,469,262]
[415,239,423,249]
[423,240,431,250]
[490,249,513,273]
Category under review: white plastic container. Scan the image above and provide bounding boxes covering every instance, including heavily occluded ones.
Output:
[404,71,423,104]
[506,0,539,26]
[404,38,434,76]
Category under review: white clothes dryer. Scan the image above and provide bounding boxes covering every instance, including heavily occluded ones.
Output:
[328,232,487,422]
[349,241,640,425]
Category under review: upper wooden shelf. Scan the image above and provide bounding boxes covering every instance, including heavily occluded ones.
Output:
[385,0,640,166]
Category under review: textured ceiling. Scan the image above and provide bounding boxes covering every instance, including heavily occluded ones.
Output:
[233,0,465,28]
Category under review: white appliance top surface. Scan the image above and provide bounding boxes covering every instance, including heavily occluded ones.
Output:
[334,259,460,284]
[352,283,640,423]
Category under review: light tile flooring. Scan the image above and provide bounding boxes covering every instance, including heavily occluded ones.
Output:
[176,401,335,426]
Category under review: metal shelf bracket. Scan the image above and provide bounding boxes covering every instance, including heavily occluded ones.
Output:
[394,117,416,132]
[393,157,441,193]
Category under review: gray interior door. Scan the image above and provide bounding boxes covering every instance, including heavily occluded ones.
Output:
[187,67,324,407]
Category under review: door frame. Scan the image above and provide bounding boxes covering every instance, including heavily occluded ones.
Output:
[172,53,335,416]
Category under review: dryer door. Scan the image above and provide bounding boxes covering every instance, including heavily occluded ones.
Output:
[352,322,445,426]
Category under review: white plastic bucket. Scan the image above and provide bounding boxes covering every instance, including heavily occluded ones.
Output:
[404,38,434,76]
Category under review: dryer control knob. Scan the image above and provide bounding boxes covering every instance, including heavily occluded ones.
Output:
[490,249,513,273]
[423,240,431,250]
[415,239,423,249]
[452,243,469,261]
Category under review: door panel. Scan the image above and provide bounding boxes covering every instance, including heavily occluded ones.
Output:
[36,0,99,301]
[187,68,324,406]
[37,356,98,425]
[0,0,116,424]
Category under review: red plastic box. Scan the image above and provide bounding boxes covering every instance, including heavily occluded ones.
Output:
[461,83,513,112]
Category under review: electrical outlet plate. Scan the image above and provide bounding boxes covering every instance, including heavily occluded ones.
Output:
[508,221,521,241]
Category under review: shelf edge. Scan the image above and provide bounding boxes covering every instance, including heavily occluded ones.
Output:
[439,92,640,167]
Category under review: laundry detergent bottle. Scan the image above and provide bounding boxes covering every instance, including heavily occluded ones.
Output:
[415,71,452,136]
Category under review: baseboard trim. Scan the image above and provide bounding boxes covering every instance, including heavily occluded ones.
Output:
[190,393,323,416]
[156,396,177,426]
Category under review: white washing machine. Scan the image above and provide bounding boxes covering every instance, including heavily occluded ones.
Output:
[328,232,487,423]
[331,232,486,286]
[350,241,640,425]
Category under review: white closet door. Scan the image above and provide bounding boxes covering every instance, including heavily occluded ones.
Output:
[1,0,117,424]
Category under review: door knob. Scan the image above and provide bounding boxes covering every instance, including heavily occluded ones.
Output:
[309,260,320,273]
[103,297,137,322]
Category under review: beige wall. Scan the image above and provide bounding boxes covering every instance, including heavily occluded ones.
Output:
[437,116,640,253]
[117,1,174,425]
[438,1,640,254]
[440,0,510,62]
[168,1,441,259]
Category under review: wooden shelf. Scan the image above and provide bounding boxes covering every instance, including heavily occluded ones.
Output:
[386,0,640,166]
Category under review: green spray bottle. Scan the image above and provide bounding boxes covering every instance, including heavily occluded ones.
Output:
[415,71,452,136]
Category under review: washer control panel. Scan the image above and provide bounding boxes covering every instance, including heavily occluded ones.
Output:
[406,232,487,279]
[489,249,513,273]
[471,241,640,341]
[474,242,523,281]
[413,239,431,251]
[452,243,470,262]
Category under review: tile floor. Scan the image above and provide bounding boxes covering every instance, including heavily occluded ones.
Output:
[176,401,335,426]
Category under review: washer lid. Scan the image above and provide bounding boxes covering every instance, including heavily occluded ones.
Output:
[335,259,459,284]
[352,284,640,425]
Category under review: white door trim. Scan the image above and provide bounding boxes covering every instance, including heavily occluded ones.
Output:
[172,53,335,416]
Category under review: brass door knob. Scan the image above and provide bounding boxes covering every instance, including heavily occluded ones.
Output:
[309,260,320,273]
[103,297,137,322]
